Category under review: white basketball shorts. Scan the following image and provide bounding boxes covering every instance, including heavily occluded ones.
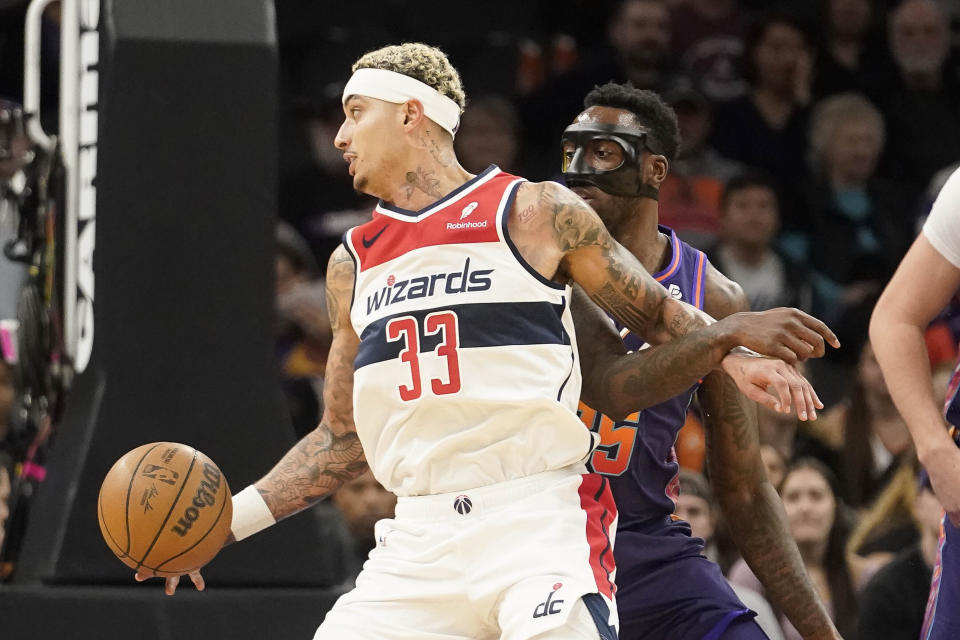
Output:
[315,467,619,639]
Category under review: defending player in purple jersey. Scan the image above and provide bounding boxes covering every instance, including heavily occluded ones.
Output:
[566,83,841,640]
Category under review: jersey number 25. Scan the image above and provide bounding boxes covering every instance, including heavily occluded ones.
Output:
[578,403,640,476]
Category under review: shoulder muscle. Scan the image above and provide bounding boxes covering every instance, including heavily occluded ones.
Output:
[702,261,748,319]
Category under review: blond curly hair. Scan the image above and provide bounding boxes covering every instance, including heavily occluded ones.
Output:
[352,43,466,111]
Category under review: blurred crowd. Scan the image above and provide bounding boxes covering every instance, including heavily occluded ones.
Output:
[2,0,960,637]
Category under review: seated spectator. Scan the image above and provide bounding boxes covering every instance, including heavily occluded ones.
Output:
[0,450,10,558]
[276,223,330,438]
[0,358,14,446]
[760,444,786,488]
[658,79,743,246]
[453,94,522,175]
[706,174,812,311]
[330,469,397,587]
[670,0,749,102]
[0,449,12,581]
[677,469,720,561]
[841,342,913,510]
[857,474,942,640]
[728,459,860,640]
[792,93,910,385]
[811,0,890,99]
[877,0,960,205]
[710,14,813,217]
[677,469,785,640]
[279,84,373,260]
[523,0,680,177]
[847,461,920,561]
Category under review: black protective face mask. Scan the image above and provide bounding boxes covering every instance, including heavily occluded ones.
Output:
[560,122,661,200]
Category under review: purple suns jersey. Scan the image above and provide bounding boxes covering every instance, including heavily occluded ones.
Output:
[577,226,708,529]
[920,358,960,640]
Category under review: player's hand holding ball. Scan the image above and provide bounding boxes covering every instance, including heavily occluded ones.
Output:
[98,442,232,595]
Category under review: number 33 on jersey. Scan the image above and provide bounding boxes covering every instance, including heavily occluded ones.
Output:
[342,166,597,497]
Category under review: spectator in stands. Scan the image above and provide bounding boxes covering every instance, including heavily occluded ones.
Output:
[857,473,942,640]
[0,358,14,445]
[729,458,860,640]
[706,174,812,311]
[454,94,522,174]
[848,462,920,566]
[710,13,813,214]
[670,0,749,102]
[279,84,372,261]
[524,0,679,177]
[275,223,330,439]
[877,0,960,204]
[811,0,889,99]
[794,93,909,377]
[677,469,720,562]
[677,469,785,640]
[841,342,912,510]
[760,444,786,488]
[330,469,397,586]
[756,361,844,484]
[0,450,10,560]
[657,79,742,245]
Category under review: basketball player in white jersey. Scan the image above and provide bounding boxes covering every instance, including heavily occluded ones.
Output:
[144,44,839,639]
[870,165,960,640]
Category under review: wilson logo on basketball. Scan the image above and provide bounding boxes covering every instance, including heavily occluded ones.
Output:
[170,462,222,537]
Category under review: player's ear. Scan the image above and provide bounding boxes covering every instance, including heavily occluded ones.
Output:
[646,154,668,187]
[401,99,426,131]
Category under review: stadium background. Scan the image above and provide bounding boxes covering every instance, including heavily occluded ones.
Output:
[0,0,959,637]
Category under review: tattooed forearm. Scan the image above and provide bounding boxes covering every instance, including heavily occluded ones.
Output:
[595,329,729,419]
[573,286,731,418]
[540,182,715,343]
[701,373,837,638]
[255,423,367,520]
[254,243,368,522]
[591,283,658,332]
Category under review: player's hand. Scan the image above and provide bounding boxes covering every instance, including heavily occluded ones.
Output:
[720,354,823,420]
[134,569,205,596]
[923,442,960,527]
[721,308,840,365]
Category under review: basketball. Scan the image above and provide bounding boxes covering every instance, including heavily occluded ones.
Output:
[97,442,233,577]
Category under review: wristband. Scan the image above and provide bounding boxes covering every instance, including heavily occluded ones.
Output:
[230,485,276,541]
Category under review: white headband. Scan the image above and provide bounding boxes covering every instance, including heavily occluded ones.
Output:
[342,67,462,137]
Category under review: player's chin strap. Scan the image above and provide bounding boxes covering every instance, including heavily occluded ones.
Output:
[561,122,662,200]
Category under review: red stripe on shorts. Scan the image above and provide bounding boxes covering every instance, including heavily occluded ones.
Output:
[578,473,617,598]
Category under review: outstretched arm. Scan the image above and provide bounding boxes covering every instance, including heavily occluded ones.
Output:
[254,245,368,520]
[700,274,839,640]
[513,181,838,363]
[574,284,726,418]
[574,284,825,420]
[142,245,369,595]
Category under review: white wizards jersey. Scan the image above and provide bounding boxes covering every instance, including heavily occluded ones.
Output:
[343,165,594,496]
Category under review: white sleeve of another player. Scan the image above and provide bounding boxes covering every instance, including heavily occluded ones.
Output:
[923,167,960,269]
